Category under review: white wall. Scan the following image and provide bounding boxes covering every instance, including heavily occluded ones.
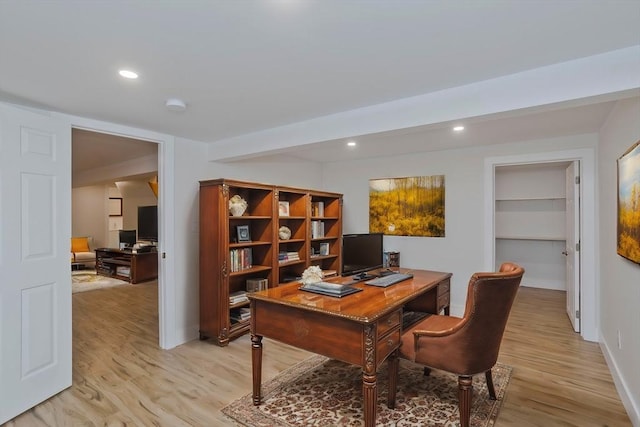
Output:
[171,139,325,343]
[115,179,157,234]
[322,134,597,316]
[71,185,110,249]
[598,97,640,425]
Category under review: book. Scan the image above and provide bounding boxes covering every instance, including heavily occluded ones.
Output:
[311,201,325,217]
[246,278,268,292]
[311,221,325,238]
[230,248,253,272]
[322,269,337,278]
[229,290,249,304]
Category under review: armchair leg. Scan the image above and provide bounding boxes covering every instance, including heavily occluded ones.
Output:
[458,376,473,427]
[423,367,431,376]
[485,369,497,400]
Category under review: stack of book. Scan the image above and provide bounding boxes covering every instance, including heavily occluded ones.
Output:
[311,221,325,238]
[229,290,249,305]
[278,251,300,263]
[230,248,253,272]
[311,201,325,217]
[230,307,251,323]
[116,266,131,277]
[322,269,338,278]
[246,278,268,292]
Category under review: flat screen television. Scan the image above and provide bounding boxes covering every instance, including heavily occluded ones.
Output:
[137,205,158,242]
[119,229,136,248]
[341,233,384,277]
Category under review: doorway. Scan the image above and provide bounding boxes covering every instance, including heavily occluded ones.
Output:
[71,128,160,331]
[484,148,597,342]
[69,116,177,349]
[493,161,579,332]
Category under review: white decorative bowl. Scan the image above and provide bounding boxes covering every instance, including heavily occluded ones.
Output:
[229,204,246,217]
[279,226,292,240]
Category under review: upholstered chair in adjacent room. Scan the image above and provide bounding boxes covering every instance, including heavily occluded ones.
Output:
[389,262,524,427]
[71,236,96,268]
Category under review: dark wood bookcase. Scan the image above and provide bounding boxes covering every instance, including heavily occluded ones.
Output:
[199,179,342,346]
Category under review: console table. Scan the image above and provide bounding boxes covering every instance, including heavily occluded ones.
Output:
[248,268,452,427]
[95,248,158,284]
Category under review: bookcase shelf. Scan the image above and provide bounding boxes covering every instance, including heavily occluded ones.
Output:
[199,179,342,346]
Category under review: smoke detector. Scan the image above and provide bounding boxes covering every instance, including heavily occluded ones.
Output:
[165,98,187,112]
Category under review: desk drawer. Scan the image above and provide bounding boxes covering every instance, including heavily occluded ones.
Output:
[438,292,450,311]
[438,279,450,296]
[377,329,400,361]
[377,310,401,337]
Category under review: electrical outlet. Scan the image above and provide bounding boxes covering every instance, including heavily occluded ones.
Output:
[617,330,622,350]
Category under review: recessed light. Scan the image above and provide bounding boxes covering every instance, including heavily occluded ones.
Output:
[347,141,357,147]
[453,126,465,132]
[118,69,138,79]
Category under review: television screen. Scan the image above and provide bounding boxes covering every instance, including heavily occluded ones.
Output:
[119,229,136,248]
[138,205,158,242]
[341,233,383,277]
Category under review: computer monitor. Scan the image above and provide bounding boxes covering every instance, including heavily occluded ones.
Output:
[119,229,136,248]
[341,233,384,277]
[137,205,158,242]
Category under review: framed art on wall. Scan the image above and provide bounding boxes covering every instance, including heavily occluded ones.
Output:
[617,139,640,264]
[108,197,122,216]
[369,175,445,237]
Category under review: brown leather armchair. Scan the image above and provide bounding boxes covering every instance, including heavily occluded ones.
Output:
[389,262,524,427]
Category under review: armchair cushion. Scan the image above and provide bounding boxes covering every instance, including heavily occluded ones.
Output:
[71,237,90,253]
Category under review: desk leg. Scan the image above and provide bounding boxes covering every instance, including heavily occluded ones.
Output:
[387,349,399,409]
[251,334,263,405]
[362,370,377,427]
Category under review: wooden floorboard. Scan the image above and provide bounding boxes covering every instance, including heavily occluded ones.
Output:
[4,283,631,426]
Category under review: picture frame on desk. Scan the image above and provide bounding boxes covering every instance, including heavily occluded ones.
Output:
[237,225,251,242]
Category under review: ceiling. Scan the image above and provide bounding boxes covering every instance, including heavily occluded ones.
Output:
[71,129,157,175]
[1,1,639,164]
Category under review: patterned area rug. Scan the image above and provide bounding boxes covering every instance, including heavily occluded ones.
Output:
[72,270,128,293]
[223,355,512,427]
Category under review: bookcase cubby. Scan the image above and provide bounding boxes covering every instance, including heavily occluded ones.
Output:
[199,179,342,346]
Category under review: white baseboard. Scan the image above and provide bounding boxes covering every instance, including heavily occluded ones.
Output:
[600,337,639,426]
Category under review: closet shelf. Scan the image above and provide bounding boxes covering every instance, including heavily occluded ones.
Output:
[496,235,566,241]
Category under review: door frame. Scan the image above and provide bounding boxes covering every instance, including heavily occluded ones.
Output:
[484,148,597,342]
[59,112,177,349]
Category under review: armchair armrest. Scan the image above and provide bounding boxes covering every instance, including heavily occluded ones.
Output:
[412,315,467,351]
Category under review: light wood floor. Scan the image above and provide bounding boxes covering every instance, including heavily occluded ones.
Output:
[4,283,631,426]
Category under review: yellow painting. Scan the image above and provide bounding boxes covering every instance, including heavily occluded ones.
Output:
[369,175,445,237]
[617,140,640,264]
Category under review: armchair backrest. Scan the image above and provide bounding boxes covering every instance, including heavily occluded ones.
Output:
[456,262,524,374]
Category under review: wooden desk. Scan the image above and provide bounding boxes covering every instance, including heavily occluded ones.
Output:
[249,268,452,427]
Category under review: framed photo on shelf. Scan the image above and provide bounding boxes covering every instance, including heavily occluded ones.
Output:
[236,225,251,242]
[278,201,290,216]
[319,242,330,256]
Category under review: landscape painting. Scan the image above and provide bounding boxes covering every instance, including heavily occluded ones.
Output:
[618,140,640,264]
[369,175,445,237]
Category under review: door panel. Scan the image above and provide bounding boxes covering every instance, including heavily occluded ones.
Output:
[565,161,580,332]
[0,103,72,424]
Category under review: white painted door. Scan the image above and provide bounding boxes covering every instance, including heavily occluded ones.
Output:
[0,103,72,423]
[565,161,580,332]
